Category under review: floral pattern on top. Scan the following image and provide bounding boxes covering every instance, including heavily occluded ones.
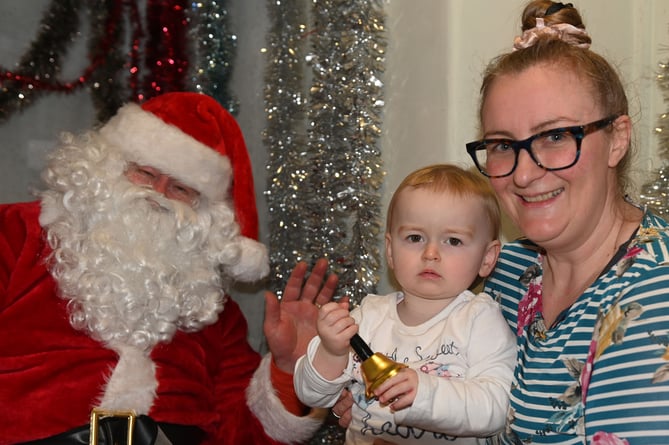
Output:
[510,225,669,444]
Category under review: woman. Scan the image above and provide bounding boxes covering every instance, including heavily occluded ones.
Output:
[332,1,669,444]
[465,1,669,443]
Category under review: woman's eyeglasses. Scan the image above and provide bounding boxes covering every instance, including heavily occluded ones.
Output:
[466,115,619,178]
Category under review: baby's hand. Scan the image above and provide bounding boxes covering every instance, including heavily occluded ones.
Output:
[317,299,357,356]
[374,367,418,412]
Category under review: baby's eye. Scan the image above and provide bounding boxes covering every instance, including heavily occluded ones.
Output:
[406,234,423,243]
[446,237,462,246]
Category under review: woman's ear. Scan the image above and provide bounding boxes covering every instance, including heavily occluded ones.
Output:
[608,114,632,168]
[478,239,501,278]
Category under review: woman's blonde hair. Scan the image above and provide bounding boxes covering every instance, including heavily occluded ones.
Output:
[478,0,632,196]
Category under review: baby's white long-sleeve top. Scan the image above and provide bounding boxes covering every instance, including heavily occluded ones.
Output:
[294,291,516,445]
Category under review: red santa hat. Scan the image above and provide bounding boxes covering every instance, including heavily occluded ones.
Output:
[99,92,268,282]
[99,92,259,240]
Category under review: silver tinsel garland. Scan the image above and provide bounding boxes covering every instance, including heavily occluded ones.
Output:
[264,0,311,295]
[265,0,387,307]
[303,0,386,306]
[640,60,669,215]
[264,1,387,443]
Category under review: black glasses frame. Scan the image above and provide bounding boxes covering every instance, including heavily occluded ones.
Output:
[466,115,620,178]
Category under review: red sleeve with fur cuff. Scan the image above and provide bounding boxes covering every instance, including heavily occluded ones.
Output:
[270,359,309,416]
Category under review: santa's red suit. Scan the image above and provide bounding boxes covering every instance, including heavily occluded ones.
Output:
[0,93,323,444]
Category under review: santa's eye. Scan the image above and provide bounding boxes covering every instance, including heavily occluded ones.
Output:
[126,163,158,183]
[137,168,157,179]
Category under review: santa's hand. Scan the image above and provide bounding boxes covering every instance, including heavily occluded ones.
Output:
[264,258,338,373]
[331,389,354,428]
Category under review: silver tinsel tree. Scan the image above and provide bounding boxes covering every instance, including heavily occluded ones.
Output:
[302,0,386,306]
[640,60,669,214]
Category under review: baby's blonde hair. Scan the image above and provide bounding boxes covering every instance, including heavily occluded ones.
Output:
[386,164,501,240]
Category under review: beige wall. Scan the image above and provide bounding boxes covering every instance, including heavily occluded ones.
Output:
[377,0,669,292]
[382,0,669,212]
[382,0,669,204]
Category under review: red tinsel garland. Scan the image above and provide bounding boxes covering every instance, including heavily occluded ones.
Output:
[0,0,191,119]
[142,0,190,101]
[127,0,144,101]
[0,2,134,93]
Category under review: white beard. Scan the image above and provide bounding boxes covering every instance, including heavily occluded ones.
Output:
[37,132,261,352]
[45,181,228,351]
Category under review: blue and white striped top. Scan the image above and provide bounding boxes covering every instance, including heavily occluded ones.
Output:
[485,211,669,444]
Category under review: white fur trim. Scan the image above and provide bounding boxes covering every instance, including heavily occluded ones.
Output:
[225,237,270,282]
[99,103,232,202]
[98,343,157,414]
[38,194,59,227]
[247,355,325,444]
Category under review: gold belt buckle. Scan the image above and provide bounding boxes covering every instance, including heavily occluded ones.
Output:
[89,408,137,445]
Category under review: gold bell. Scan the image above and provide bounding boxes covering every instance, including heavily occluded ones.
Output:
[360,352,408,399]
[350,333,408,399]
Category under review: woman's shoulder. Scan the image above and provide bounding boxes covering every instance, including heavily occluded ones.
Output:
[609,211,669,306]
[490,238,540,284]
[634,211,669,264]
[499,238,541,262]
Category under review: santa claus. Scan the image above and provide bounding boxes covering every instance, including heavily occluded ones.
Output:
[0,92,336,444]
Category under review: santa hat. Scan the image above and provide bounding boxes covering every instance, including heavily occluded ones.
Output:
[99,92,268,282]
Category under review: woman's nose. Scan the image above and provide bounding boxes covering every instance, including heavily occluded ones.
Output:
[513,148,545,186]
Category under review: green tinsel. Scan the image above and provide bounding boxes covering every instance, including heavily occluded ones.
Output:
[88,0,128,123]
[188,0,239,114]
[0,0,82,122]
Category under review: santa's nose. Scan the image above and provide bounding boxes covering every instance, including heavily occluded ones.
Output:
[152,175,171,195]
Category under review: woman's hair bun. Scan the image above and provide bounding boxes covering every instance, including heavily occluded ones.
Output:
[513,0,592,50]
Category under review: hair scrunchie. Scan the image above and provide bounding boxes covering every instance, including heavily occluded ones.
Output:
[512,17,590,51]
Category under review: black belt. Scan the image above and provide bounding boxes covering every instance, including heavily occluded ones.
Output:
[21,411,205,445]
